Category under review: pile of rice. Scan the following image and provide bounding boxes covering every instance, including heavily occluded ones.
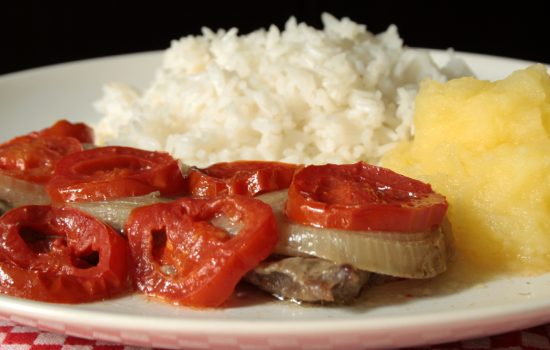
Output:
[95,13,470,167]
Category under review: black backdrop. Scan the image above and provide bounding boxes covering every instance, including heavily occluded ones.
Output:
[1,1,549,75]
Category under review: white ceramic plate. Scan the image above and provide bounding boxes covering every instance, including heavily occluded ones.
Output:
[0,51,549,350]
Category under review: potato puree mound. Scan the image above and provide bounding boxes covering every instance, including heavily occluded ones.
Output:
[381,64,550,275]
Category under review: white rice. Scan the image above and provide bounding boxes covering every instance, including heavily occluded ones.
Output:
[94,13,471,167]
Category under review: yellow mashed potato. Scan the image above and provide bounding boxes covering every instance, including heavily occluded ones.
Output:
[381,64,550,275]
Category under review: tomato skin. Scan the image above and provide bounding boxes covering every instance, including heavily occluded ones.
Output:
[7,120,94,145]
[126,195,278,307]
[0,136,83,184]
[189,161,297,198]
[285,162,448,232]
[38,120,95,144]
[47,146,187,202]
[0,120,91,185]
[0,205,130,303]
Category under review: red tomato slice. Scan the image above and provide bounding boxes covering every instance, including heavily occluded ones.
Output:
[285,162,448,232]
[0,136,83,184]
[125,195,278,307]
[7,120,94,145]
[0,205,130,303]
[38,120,95,144]
[189,161,297,197]
[47,146,187,202]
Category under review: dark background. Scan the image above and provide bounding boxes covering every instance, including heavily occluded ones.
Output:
[1,1,549,75]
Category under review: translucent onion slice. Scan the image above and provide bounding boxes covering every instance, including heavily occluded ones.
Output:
[0,200,10,215]
[210,213,244,235]
[257,190,453,279]
[0,173,50,209]
[70,192,170,232]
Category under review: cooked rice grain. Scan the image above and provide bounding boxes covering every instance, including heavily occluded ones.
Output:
[95,13,471,166]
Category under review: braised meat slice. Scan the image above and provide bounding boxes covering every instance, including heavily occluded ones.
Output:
[245,256,369,304]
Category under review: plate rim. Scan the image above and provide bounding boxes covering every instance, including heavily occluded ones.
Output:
[0,47,545,81]
[1,289,550,334]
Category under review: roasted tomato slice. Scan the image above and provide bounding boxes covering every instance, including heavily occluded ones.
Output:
[125,195,278,307]
[0,136,83,184]
[0,120,90,184]
[7,120,94,145]
[47,146,187,202]
[0,205,130,303]
[285,162,448,232]
[38,120,95,144]
[189,161,297,197]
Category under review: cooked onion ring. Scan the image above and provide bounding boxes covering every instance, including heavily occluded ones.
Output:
[258,190,453,279]
[69,192,170,232]
[0,173,49,208]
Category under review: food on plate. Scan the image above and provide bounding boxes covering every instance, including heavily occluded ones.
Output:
[0,120,453,306]
[46,146,187,202]
[0,120,91,209]
[258,163,451,281]
[245,256,370,304]
[0,201,8,216]
[0,205,129,303]
[382,64,550,275]
[70,192,169,232]
[266,191,450,281]
[0,137,82,185]
[94,13,471,167]
[189,160,297,197]
[8,119,94,145]
[285,162,447,232]
[125,195,278,307]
